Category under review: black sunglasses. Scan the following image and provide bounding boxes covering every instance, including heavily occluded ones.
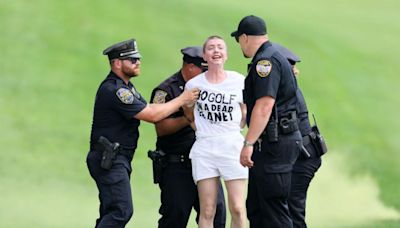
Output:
[121,57,140,64]
[235,34,244,43]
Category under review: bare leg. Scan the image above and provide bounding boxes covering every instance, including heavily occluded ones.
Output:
[198,177,219,228]
[225,179,247,228]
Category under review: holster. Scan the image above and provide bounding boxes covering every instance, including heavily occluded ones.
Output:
[97,136,120,170]
[264,111,299,143]
[148,150,166,184]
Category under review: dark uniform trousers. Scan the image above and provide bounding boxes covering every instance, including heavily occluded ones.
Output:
[87,150,134,228]
[247,131,301,228]
[158,159,226,228]
[289,139,321,228]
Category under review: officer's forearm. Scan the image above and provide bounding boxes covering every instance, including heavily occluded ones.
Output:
[136,96,185,123]
[155,117,190,137]
[245,97,274,143]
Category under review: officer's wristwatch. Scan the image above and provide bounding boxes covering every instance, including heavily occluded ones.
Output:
[243,140,255,147]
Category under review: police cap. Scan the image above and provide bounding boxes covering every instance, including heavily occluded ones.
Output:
[231,15,267,39]
[272,43,301,65]
[103,38,142,60]
[181,46,207,69]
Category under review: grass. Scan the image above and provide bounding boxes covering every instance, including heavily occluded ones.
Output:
[1,0,399,227]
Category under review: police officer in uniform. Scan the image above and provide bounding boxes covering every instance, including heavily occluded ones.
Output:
[86,38,199,228]
[150,46,226,228]
[231,16,302,227]
[272,43,323,228]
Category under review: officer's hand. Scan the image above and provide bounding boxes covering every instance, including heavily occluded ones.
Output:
[181,88,200,106]
[240,146,254,168]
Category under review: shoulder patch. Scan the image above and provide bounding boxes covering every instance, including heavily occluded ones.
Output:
[256,60,272,77]
[116,88,134,104]
[152,90,168,104]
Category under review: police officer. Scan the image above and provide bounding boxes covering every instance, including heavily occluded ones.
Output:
[231,15,302,227]
[86,38,199,228]
[150,46,226,228]
[272,43,322,228]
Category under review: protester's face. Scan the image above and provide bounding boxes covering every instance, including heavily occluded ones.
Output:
[121,58,141,77]
[203,38,227,65]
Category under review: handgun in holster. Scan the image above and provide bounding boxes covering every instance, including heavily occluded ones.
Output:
[148,150,166,184]
[98,136,120,170]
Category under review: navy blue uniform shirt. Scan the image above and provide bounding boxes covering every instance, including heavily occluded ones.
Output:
[90,71,147,151]
[244,41,298,123]
[296,89,312,136]
[150,71,195,155]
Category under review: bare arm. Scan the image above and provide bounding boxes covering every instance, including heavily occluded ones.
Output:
[245,96,274,143]
[183,104,196,131]
[240,103,247,129]
[135,88,199,123]
[155,116,191,137]
[240,96,275,167]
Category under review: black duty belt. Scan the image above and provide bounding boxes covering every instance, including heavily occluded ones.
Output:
[91,143,133,157]
[165,154,190,163]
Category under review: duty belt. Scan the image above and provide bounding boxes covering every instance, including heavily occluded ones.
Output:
[302,131,318,146]
[165,154,190,163]
[91,143,133,157]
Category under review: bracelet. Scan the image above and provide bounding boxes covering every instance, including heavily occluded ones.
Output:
[243,140,254,147]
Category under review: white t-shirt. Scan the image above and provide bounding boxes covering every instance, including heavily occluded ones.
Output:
[185,70,245,159]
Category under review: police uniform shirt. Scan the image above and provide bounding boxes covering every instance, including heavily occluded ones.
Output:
[296,88,312,136]
[150,71,195,154]
[90,71,147,151]
[244,41,298,124]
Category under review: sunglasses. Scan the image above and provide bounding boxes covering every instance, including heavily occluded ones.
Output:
[235,34,244,43]
[121,57,140,64]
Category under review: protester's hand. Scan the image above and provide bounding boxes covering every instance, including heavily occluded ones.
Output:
[181,88,199,106]
[240,146,254,168]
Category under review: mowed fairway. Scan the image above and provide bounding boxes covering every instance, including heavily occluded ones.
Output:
[1,0,399,227]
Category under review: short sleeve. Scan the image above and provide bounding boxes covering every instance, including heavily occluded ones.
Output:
[251,58,281,100]
[150,89,170,104]
[111,87,147,119]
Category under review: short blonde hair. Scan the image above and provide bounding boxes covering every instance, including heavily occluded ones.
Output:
[202,35,225,53]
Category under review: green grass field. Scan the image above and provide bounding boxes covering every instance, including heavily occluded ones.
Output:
[1,0,400,227]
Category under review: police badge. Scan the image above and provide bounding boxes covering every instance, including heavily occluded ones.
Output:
[256,60,272,77]
[116,88,134,104]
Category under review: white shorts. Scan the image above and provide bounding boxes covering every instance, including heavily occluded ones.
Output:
[191,155,248,183]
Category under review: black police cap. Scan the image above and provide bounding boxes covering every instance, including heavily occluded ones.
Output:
[231,15,267,39]
[103,38,142,60]
[181,46,207,68]
[272,43,301,65]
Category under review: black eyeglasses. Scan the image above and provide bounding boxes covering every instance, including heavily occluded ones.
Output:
[121,57,140,64]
